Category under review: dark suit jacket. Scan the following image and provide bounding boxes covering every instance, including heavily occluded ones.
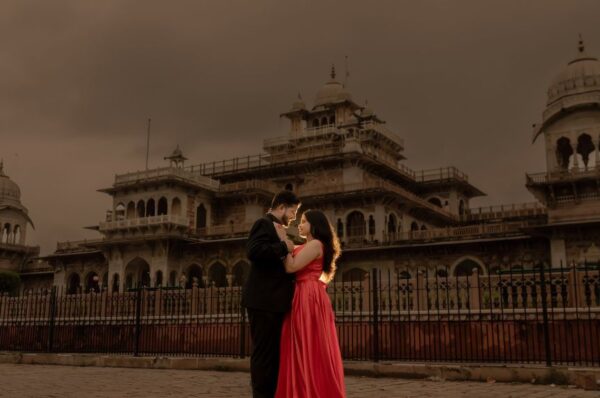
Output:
[241,214,295,313]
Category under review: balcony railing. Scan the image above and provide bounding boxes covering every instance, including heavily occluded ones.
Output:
[299,179,457,220]
[360,121,404,148]
[527,164,600,184]
[114,167,220,191]
[186,154,271,176]
[415,166,469,183]
[461,202,547,222]
[56,239,104,252]
[99,215,189,231]
[219,179,278,194]
[195,222,254,238]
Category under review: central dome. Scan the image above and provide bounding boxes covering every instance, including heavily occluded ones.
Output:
[314,66,352,108]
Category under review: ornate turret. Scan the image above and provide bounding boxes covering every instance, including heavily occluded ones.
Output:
[164,145,188,168]
[527,37,600,224]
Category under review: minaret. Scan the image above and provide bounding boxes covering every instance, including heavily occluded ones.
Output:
[527,36,600,220]
[526,37,600,266]
[0,160,38,273]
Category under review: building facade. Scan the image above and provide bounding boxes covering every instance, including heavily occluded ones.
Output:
[6,41,600,294]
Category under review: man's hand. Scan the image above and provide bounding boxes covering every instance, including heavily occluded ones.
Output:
[273,222,288,240]
[284,239,294,253]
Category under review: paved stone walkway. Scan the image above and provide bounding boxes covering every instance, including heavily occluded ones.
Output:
[0,364,595,397]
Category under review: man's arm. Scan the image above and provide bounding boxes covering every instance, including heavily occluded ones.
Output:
[246,218,289,263]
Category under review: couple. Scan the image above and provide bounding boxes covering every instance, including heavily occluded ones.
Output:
[241,190,346,398]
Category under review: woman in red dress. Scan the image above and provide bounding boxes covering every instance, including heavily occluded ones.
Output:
[274,209,346,398]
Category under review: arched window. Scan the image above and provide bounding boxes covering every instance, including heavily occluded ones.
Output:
[387,214,397,235]
[13,225,21,245]
[85,272,99,293]
[111,274,120,293]
[232,261,250,287]
[320,116,328,126]
[2,223,11,244]
[454,259,484,277]
[67,273,81,295]
[125,274,133,290]
[136,200,146,218]
[312,119,319,128]
[458,200,465,216]
[329,115,335,125]
[556,137,573,170]
[115,203,126,220]
[336,219,343,238]
[209,262,228,287]
[146,198,156,217]
[126,202,136,219]
[125,257,151,288]
[196,204,207,229]
[185,264,203,288]
[346,211,365,238]
[102,272,108,290]
[368,215,375,236]
[410,222,419,232]
[169,271,177,287]
[577,133,595,169]
[157,197,168,215]
[420,224,427,230]
[155,270,163,287]
[428,197,443,207]
[172,197,182,216]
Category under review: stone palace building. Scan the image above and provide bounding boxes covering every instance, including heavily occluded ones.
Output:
[3,39,600,294]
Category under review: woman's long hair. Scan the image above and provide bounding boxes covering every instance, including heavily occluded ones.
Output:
[303,209,341,282]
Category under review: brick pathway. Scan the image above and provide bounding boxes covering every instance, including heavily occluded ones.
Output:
[0,364,595,397]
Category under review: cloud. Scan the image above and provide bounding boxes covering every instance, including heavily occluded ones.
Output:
[1,0,600,253]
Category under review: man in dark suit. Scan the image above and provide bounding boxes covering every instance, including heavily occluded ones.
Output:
[242,190,300,398]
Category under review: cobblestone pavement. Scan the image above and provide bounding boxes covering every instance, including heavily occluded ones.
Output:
[0,364,596,397]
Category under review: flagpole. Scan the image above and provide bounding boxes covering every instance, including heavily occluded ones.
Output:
[145,118,151,170]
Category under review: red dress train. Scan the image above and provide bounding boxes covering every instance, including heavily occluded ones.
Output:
[275,244,346,398]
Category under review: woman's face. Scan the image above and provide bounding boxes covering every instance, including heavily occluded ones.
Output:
[298,214,311,238]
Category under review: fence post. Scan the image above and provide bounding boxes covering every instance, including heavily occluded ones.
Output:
[469,269,481,310]
[416,270,427,311]
[47,287,57,352]
[239,305,247,359]
[371,268,380,362]
[46,286,56,352]
[134,286,142,357]
[538,263,552,367]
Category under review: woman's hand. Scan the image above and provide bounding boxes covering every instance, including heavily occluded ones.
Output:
[273,222,288,241]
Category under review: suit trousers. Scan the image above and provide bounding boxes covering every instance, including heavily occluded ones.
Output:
[247,308,286,398]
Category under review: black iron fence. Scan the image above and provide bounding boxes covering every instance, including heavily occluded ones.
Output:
[1,263,599,366]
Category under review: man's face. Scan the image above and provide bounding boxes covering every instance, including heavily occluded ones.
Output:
[280,204,299,227]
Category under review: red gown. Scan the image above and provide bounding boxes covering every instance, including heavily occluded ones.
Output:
[275,244,346,398]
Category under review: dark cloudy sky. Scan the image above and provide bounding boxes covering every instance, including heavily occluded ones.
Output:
[2,0,600,254]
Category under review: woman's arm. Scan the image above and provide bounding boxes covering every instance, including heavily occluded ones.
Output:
[284,240,321,273]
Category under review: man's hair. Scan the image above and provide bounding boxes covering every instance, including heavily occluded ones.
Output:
[271,190,300,209]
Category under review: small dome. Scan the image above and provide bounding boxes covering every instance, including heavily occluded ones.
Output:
[314,66,352,108]
[0,162,21,207]
[547,39,600,105]
[171,145,184,158]
[291,93,306,111]
[361,100,374,117]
